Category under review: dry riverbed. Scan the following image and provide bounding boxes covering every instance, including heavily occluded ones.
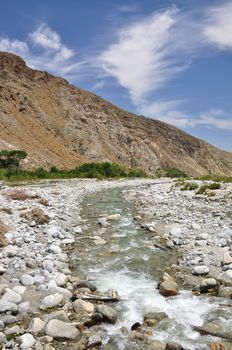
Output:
[0,178,232,350]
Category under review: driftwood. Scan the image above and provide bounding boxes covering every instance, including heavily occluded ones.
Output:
[73,292,120,302]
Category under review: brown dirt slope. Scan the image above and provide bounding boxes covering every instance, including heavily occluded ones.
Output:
[0,51,232,176]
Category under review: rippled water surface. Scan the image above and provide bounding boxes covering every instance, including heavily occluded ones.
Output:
[75,187,229,349]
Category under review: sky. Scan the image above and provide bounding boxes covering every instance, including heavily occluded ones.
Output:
[0,0,232,151]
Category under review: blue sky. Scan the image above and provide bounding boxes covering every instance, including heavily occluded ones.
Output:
[0,0,232,151]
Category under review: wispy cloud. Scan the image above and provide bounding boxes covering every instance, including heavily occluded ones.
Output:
[0,23,85,79]
[204,1,232,50]
[95,2,232,130]
[117,4,140,13]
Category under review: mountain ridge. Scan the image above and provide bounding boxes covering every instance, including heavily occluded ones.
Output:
[0,51,232,176]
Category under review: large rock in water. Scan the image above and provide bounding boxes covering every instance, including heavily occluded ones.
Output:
[45,319,79,339]
[195,320,232,341]
[159,273,179,297]
[96,305,118,324]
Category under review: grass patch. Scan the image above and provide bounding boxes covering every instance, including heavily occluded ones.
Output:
[196,182,221,195]
[181,182,199,191]
[198,175,232,183]
[0,162,148,182]
[164,167,188,178]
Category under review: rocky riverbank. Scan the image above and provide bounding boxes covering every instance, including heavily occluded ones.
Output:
[0,178,232,350]
[0,178,157,349]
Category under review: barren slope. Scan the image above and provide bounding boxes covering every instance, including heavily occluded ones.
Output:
[0,52,232,175]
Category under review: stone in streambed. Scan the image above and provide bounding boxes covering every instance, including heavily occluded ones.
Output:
[45,319,79,339]
[40,293,63,309]
[28,318,45,333]
[18,333,36,349]
[165,343,185,350]
[2,288,22,304]
[200,278,218,293]
[0,300,17,313]
[20,274,34,286]
[75,280,97,292]
[107,214,121,221]
[218,270,232,286]
[143,312,168,326]
[73,299,94,314]
[159,273,179,297]
[193,265,209,276]
[96,305,118,324]
[217,286,232,298]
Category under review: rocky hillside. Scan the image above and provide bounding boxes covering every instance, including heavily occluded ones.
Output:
[0,51,232,176]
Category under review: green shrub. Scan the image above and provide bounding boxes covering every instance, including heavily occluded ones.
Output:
[208,182,221,190]
[199,175,232,183]
[196,182,221,195]
[0,150,27,168]
[0,161,148,182]
[165,167,188,178]
[181,182,199,191]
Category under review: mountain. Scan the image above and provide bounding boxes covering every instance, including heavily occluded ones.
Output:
[0,51,232,176]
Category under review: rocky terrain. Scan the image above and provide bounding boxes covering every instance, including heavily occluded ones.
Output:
[0,178,232,349]
[1,51,232,176]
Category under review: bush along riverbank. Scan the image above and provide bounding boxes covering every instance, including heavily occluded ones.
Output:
[0,161,148,182]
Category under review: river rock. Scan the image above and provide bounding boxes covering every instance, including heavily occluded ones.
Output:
[210,342,232,350]
[217,286,232,298]
[2,288,22,304]
[159,273,179,297]
[0,265,6,275]
[20,274,34,286]
[45,319,79,339]
[28,318,45,333]
[49,244,62,255]
[218,270,232,286]
[73,299,94,314]
[0,300,17,313]
[12,286,26,295]
[43,310,69,323]
[193,265,209,276]
[18,301,30,314]
[222,251,232,266]
[40,293,63,309]
[5,325,23,335]
[0,332,6,343]
[107,213,121,221]
[18,333,36,349]
[4,245,18,257]
[75,280,97,292]
[143,312,168,326]
[1,315,17,325]
[195,320,232,341]
[42,259,54,273]
[165,343,185,350]
[200,278,218,293]
[96,305,118,324]
[47,279,72,299]
[87,334,102,348]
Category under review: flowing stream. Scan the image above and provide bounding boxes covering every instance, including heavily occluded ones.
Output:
[73,187,229,349]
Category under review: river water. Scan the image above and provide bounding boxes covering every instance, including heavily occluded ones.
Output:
[74,187,229,349]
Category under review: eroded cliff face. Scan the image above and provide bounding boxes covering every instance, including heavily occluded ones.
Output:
[0,51,232,175]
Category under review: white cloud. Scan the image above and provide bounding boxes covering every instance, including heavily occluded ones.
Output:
[199,109,232,129]
[139,101,232,130]
[97,7,189,104]
[117,4,140,13]
[204,2,232,50]
[0,23,83,79]
[0,38,29,56]
[139,100,197,128]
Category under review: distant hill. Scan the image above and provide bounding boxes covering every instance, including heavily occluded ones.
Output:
[0,51,232,176]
